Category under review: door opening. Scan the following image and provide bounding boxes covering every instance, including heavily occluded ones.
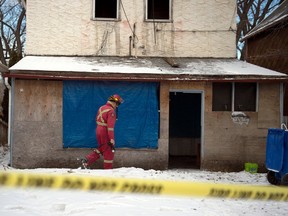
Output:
[169,91,202,169]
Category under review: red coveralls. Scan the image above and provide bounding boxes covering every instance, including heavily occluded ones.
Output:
[85,101,117,169]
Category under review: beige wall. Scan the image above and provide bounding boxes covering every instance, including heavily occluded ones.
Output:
[12,79,168,169]
[26,0,236,58]
[161,81,281,172]
[12,80,280,171]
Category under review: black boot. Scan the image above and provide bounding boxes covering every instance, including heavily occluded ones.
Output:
[77,158,88,169]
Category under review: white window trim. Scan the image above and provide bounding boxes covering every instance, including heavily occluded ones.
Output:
[145,0,172,22]
[92,0,120,21]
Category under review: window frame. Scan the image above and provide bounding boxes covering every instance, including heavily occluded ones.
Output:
[145,0,172,22]
[233,82,258,112]
[212,82,258,112]
[212,82,232,111]
[92,0,120,21]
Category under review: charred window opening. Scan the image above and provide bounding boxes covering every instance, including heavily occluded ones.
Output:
[234,83,257,111]
[147,0,170,20]
[94,0,118,19]
[212,83,232,111]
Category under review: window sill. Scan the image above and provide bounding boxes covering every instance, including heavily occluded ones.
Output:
[91,18,120,22]
[145,19,173,23]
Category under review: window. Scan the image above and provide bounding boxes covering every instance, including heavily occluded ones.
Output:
[146,0,171,21]
[93,0,118,20]
[212,82,257,112]
[234,83,257,111]
[212,83,232,111]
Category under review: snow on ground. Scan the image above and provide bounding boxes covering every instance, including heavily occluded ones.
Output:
[0,146,287,216]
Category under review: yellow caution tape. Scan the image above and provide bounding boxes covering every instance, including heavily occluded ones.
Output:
[0,171,288,201]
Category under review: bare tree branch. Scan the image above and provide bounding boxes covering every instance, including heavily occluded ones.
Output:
[237,0,283,60]
[0,0,26,65]
[15,8,25,57]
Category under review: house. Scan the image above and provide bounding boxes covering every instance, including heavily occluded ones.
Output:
[2,0,288,171]
[241,0,288,124]
[0,63,8,147]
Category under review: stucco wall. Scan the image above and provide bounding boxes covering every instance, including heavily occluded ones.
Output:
[26,0,236,58]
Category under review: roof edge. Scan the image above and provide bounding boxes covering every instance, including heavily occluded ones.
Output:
[3,72,288,83]
[241,15,288,41]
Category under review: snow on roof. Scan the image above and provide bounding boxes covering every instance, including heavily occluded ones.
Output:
[9,56,287,78]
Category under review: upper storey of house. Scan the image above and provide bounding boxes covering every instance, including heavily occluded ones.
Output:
[25,0,237,58]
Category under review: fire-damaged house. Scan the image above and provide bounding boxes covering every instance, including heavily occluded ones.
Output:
[2,0,288,171]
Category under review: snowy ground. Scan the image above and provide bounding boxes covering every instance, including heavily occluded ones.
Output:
[0,146,287,216]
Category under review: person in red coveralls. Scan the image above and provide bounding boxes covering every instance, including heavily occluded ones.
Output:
[81,94,123,169]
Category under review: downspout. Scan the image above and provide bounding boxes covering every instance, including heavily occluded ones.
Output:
[4,77,12,165]
[129,36,132,57]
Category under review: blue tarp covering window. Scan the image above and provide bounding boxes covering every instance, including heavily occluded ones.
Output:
[63,81,159,149]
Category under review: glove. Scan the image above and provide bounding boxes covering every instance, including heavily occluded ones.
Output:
[108,141,115,152]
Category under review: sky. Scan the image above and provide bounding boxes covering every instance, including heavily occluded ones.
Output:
[1,146,288,216]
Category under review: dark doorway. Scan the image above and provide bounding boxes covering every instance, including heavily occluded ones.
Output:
[169,92,202,169]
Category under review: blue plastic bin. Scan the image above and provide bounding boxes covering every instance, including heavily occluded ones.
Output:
[265,127,288,185]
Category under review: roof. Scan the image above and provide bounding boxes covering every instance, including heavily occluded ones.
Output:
[6,56,288,82]
[242,0,288,40]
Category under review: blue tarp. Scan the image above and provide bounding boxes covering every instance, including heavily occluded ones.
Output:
[266,128,285,172]
[63,81,159,149]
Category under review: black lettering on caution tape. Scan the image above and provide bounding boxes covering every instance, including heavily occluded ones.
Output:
[27,176,55,188]
[208,188,231,198]
[120,182,163,194]
[15,175,25,186]
[284,193,288,201]
[61,178,84,189]
[208,188,288,201]
[88,180,117,191]
[0,173,8,185]
[231,190,253,199]
[253,192,267,200]
[17,175,55,188]
[0,173,56,188]
[267,192,286,201]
